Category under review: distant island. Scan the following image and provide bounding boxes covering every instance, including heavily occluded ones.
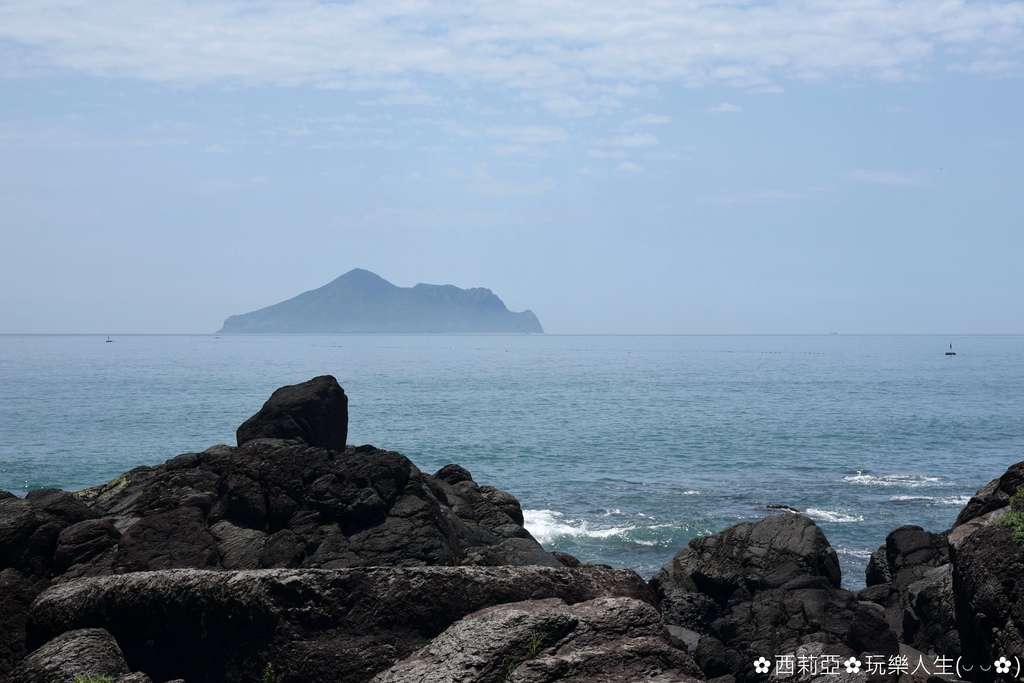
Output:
[217,269,543,334]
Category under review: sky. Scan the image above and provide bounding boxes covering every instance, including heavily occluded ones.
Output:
[1,0,1022,335]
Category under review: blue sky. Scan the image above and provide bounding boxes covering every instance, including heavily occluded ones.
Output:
[1,0,1022,334]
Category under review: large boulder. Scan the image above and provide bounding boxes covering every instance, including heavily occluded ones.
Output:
[953,461,1024,528]
[372,596,703,683]
[860,525,959,656]
[0,569,42,675]
[651,514,895,683]
[3,628,130,683]
[236,375,349,451]
[26,566,655,683]
[951,520,1024,682]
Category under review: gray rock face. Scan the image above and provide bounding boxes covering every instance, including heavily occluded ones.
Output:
[27,566,655,683]
[372,596,703,683]
[236,375,348,451]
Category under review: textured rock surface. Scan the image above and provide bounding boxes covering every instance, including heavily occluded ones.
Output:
[953,461,1024,528]
[861,525,959,657]
[651,514,896,683]
[62,439,548,574]
[27,566,655,683]
[372,596,704,683]
[236,375,349,451]
[951,524,1024,683]
[4,628,130,683]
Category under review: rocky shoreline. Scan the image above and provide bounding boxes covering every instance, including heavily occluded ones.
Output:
[1,376,1021,683]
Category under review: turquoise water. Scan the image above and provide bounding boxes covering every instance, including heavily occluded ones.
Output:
[2,334,1022,588]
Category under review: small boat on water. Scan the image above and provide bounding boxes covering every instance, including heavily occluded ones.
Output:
[945,343,955,356]
[105,336,112,343]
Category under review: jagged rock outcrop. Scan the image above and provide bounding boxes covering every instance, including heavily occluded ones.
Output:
[25,566,658,683]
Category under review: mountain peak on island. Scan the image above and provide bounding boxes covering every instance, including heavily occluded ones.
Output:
[218,269,543,334]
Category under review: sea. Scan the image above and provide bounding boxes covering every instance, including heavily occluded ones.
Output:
[2,334,1022,590]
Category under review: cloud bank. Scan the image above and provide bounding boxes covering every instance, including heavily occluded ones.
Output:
[2,0,1022,110]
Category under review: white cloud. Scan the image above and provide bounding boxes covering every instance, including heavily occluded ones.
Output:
[486,125,567,145]
[0,0,1020,96]
[624,114,672,126]
[709,102,743,113]
[618,161,643,173]
[849,169,920,186]
[597,133,658,147]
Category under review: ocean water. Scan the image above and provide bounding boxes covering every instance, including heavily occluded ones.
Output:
[2,334,1022,589]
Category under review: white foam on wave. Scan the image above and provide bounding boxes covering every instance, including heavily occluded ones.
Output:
[843,472,946,488]
[805,508,865,523]
[523,509,635,545]
[836,546,874,559]
[890,494,972,506]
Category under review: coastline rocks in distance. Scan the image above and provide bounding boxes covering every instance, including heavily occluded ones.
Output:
[25,566,661,683]
[217,268,544,334]
[236,375,348,451]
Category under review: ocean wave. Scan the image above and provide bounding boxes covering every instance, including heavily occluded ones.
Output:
[804,508,865,523]
[842,472,948,488]
[523,509,635,544]
[836,546,874,559]
[889,494,972,507]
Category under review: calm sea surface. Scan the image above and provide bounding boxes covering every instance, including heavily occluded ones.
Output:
[2,334,1022,588]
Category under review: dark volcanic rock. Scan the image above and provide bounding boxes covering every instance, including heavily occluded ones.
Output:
[64,438,548,575]
[4,628,130,683]
[236,375,348,451]
[951,524,1024,683]
[0,569,42,675]
[861,525,959,657]
[372,596,703,683]
[0,379,562,678]
[27,566,655,683]
[651,514,895,683]
[954,461,1024,528]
